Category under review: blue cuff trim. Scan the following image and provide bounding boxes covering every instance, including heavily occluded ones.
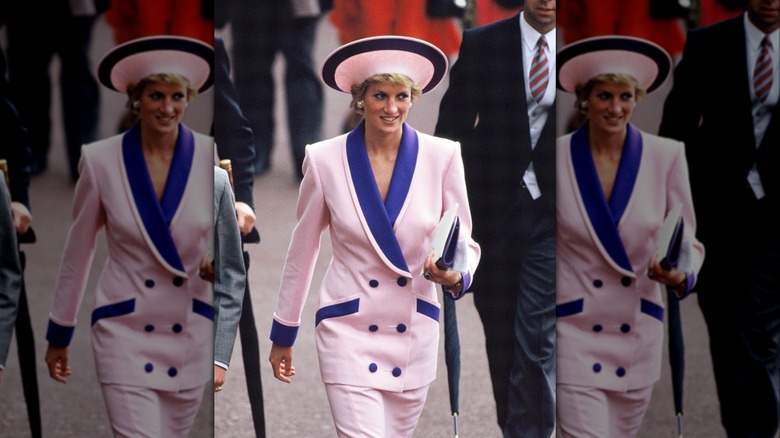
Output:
[270,320,299,347]
[556,298,584,317]
[193,299,214,321]
[91,299,136,326]
[416,299,440,322]
[46,320,75,347]
[640,298,664,322]
[315,298,360,326]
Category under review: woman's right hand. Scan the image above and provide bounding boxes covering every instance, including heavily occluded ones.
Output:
[45,344,72,384]
[269,342,296,384]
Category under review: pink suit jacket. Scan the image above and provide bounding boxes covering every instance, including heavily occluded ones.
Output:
[46,124,214,392]
[556,124,704,392]
[271,122,481,393]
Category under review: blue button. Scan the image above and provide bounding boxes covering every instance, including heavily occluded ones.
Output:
[616,367,626,377]
[369,325,379,332]
[621,277,632,287]
[593,324,603,332]
[172,323,183,333]
[145,363,153,373]
[593,279,603,288]
[369,279,379,288]
[397,277,407,287]
[392,367,402,377]
[593,363,602,373]
[620,323,631,333]
[144,324,154,332]
[145,279,155,288]
[396,324,407,333]
[172,276,184,287]
[369,363,378,373]
[168,367,178,377]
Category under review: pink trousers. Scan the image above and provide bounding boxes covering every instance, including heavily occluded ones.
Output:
[557,383,654,438]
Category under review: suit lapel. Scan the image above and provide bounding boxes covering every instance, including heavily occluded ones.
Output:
[346,121,415,275]
[122,123,193,275]
[571,124,642,273]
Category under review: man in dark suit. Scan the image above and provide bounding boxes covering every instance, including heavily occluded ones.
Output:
[434,1,557,436]
[659,1,779,435]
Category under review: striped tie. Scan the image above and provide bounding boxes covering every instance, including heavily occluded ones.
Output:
[530,36,549,104]
[754,36,773,104]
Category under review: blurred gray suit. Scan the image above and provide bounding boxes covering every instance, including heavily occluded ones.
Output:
[0,172,22,371]
[213,167,246,368]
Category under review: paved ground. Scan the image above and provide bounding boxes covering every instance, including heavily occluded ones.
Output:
[1,13,728,438]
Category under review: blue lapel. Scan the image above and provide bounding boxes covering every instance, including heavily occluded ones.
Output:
[346,121,418,273]
[571,123,642,272]
[122,122,194,272]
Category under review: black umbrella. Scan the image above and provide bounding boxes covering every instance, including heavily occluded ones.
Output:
[667,289,685,437]
[443,293,461,437]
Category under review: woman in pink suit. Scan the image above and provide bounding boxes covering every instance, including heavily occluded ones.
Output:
[268,36,481,437]
[554,36,705,437]
[43,36,215,437]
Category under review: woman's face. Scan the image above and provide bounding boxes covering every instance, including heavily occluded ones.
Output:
[137,81,188,136]
[586,81,637,136]
[362,81,412,137]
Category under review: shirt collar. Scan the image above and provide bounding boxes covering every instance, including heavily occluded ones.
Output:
[744,12,779,51]
[519,11,556,53]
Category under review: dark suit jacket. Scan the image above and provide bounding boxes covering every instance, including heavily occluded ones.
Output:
[659,16,780,253]
[0,175,22,369]
[435,14,556,285]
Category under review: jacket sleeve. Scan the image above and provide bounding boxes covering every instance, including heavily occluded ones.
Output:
[0,177,21,367]
[270,147,330,346]
[213,167,246,366]
[46,152,106,346]
[441,142,481,298]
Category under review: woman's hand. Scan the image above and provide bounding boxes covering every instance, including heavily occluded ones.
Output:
[199,251,214,283]
[269,342,296,384]
[647,252,687,297]
[422,250,463,296]
[45,344,72,384]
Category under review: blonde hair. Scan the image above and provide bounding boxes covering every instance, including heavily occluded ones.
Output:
[349,73,422,114]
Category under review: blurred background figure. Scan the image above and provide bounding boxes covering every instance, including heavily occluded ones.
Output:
[104,0,213,44]
[219,0,331,179]
[4,0,107,182]
[0,27,40,438]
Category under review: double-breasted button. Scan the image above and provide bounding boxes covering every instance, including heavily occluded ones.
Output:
[173,276,184,287]
[620,323,631,333]
[369,325,379,332]
[168,367,178,377]
[172,323,183,333]
[145,279,155,288]
[593,363,602,373]
[369,363,378,373]
[144,324,155,332]
[592,324,603,332]
[593,279,603,288]
[616,367,626,377]
[396,277,408,287]
[396,324,407,333]
[621,277,632,287]
[144,363,154,373]
[369,279,379,288]
[392,367,402,377]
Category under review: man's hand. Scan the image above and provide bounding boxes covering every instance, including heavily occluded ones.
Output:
[11,201,32,234]
[214,365,227,392]
[235,202,256,235]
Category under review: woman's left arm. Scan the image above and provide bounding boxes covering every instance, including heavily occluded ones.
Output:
[438,142,482,298]
[647,142,705,298]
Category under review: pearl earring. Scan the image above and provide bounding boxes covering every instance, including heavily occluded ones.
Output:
[132,101,140,109]
[357,100,364,109]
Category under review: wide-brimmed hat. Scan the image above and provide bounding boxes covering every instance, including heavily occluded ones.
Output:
[97,35,214,94]
[557,36,672,94]
[321,36,448,94]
